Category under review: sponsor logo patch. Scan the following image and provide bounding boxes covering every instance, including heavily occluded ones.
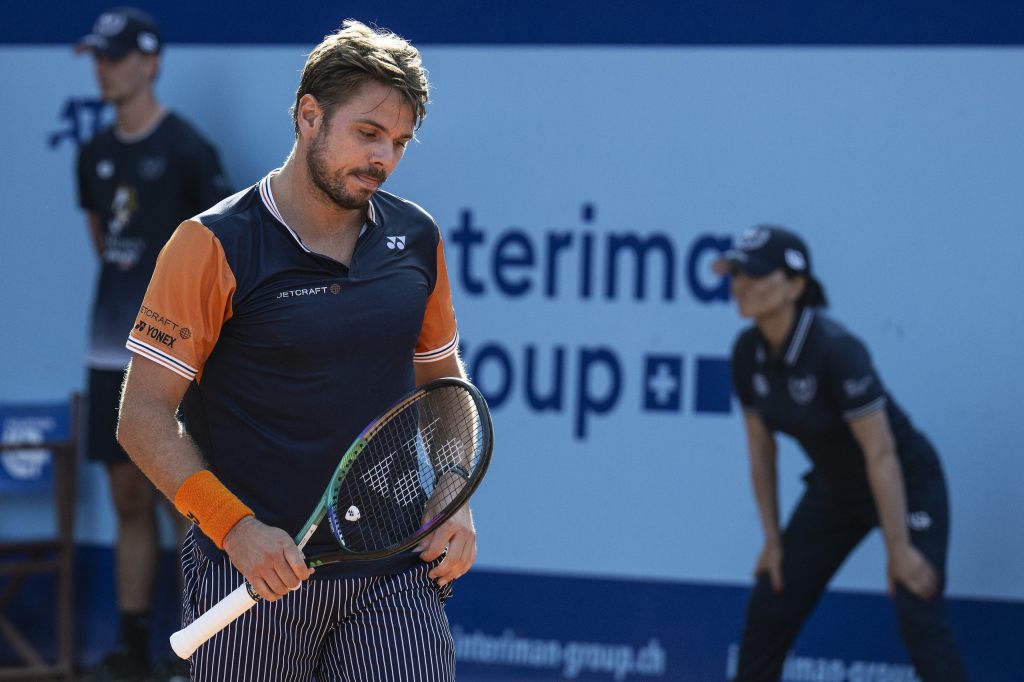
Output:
[133,321,177,349]
[138,156,166,181]
[139,305,180,331]
[907,511,932,531]
[784,248,807,271]
[843,375,875,399]
[96,12,127,37]
[753,373,770,397]
[737,227,770,251]
[788,375,817,404]
[276,286,335,299]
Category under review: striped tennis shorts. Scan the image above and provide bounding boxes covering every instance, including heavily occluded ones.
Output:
[179,528,455,682]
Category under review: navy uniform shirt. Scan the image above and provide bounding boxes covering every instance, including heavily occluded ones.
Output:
[77,111,231,370]
[125,173,460,576]
[731,307,940,497]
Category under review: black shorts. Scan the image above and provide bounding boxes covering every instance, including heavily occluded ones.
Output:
[86,367,130,463]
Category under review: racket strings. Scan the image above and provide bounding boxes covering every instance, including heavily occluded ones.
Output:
[328,386,484,554]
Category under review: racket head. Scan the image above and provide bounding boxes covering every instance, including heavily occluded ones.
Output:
[310,377,493,565]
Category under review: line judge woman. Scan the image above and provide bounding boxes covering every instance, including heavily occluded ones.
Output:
[716,225,968,681]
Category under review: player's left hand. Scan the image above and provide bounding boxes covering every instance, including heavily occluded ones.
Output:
[417,503,476,586]
[887,543,939,600]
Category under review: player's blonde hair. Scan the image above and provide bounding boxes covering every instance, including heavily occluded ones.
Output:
[292,19,429,136]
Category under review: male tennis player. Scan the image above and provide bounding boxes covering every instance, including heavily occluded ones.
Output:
[74,7,230,681]
[116,20,472,682]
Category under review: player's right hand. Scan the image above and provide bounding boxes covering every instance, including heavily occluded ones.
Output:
[755,538,784,593]
[222,516,313,601]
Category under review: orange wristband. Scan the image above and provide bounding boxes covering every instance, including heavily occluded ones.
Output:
[173,470,254,549]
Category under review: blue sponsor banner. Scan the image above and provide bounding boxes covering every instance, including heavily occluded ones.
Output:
[3,552,1021,678]
[447,570,1024,681]
[0,400,71,494]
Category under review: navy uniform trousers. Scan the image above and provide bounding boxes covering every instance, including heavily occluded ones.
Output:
[179,528,455,682]
[735,467,969,682]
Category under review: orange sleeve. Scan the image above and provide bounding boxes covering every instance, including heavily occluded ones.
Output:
[125,219,235,381]
[414,234,459,363]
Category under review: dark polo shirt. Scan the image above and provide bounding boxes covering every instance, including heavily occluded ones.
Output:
[731,307,940,496]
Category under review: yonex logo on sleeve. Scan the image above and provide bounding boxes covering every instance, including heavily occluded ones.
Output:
[386,235,406,250]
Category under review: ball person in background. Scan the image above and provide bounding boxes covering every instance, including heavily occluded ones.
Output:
[116,20,472,682]
[718,226,968,681]
[74,7,231,681]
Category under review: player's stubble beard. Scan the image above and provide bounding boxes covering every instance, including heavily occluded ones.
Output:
[307,123,388,211]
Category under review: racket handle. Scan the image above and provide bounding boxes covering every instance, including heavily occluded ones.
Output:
[170,583,259,659]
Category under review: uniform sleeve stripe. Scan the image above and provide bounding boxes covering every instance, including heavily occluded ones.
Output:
[843,396,887,420]
[126,338,197,380]
[414,331,460,363]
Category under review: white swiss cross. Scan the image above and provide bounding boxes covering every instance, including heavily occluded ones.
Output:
[386,235,406,250]
[647,363,679,407]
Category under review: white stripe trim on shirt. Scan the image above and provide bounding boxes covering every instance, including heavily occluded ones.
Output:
[843,396,887,421]
[784,307,815,366]
[414,331,460,363]
[259,173,312,252]
[258,173,371,254]
[126,337,197,381]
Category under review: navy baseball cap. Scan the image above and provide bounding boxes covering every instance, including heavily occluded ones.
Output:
[714,225,814,277]
[75,7,162,59]
[714,224,828,305]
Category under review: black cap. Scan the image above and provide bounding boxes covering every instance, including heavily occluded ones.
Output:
[714,224,828,307]
[75,7,162,59]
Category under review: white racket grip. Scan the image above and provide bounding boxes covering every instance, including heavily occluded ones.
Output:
[170,583,258,659]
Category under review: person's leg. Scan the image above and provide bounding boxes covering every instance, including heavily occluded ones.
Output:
[107,460,160,655]
[319,561,455,682]
[893,468,969,681]
[736,486,870,681]
[83,368,159,680]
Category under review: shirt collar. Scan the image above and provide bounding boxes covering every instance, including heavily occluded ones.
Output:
[755,307,816,368]
[258,170,373,254]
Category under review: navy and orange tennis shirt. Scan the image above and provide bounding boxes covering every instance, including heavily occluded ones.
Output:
[125,173,459,574]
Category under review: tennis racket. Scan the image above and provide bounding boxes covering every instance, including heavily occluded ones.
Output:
[170,377,493,659]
